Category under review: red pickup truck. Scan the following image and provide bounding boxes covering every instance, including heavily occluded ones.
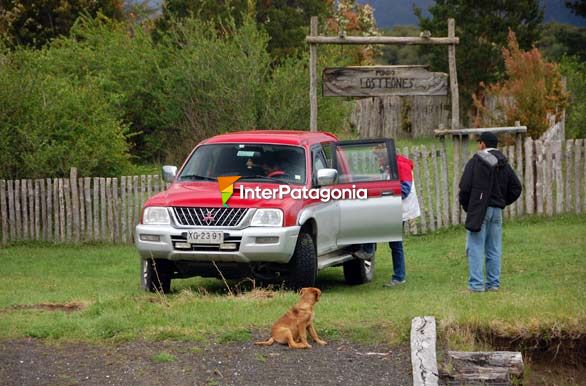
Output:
[135,130,403,293]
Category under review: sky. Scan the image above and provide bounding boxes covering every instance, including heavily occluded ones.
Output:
[358,0,586,27]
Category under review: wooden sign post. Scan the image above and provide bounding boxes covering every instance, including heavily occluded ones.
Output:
[323,66,448,97]
[306,17,460,132]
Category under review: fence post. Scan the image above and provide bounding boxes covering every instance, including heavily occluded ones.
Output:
[452,136,461,225]
[565,140,574,213]
[514,128,524,215]
[574,139,582,214]
[0,180,7,244]
[431,145,443,229]
[524,138,534,215]
[554,141,564,214]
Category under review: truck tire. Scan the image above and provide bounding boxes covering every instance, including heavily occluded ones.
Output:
[343,256,375,285]
[284,232,317,290]
[141,258,173,294]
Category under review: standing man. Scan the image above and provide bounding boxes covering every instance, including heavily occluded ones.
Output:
[458,132,522,292]
[355,154,421,287]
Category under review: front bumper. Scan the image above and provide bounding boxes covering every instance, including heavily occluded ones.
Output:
[135,224,300,264]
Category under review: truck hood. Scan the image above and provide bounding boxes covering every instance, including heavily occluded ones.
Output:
[145,181,305,225]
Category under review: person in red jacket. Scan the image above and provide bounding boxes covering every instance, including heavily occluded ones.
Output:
[355,155,421,287]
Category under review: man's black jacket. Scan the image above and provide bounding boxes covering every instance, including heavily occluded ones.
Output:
[458,149,522,232]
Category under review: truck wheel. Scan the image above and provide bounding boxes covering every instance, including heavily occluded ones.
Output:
[140,258,173,294]
[343,256,375,285]
[284,232,317,290]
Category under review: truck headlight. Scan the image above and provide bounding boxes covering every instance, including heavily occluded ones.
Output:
[250,209,283,227]
[143,207,171,225]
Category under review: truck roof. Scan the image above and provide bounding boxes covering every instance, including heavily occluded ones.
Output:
[201,130,339,146]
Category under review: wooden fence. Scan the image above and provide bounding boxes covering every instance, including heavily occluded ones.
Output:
[0,138,585,244]
[0,169,167,244]
[403,138,586,235]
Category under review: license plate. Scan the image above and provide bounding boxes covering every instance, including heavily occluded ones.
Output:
[186,230,224,244]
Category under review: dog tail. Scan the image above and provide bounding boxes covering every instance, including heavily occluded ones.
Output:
[254,337,274,346]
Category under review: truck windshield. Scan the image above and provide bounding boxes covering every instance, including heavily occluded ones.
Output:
[178,144,306,185]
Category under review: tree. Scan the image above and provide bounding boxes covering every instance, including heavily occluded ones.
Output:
[158,0,331,58]
[537,22,586,62]
[0,0,125,48]
[415,0,544,121]
[473,31,569,138]
[565,0,586,17]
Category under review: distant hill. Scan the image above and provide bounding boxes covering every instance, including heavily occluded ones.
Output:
[358,0,586,28]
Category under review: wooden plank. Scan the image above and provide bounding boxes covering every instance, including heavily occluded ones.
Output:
[21,180,29,240]
[565,140,574,213]
[443,351,524,383]
[58,178,65,242]
[106,178,113,242]
[93,177,100,241]
[515,132,524,215]
[28,179,35,239]
[64,178,72,242]
[575,139,582,214]
[70,168,79,242]
[411,316,439,386]
[435,126,527,136]
[100,178,107,242]
[140,175,147,216]
[431,145,442,229]
[34,180,40,241]
[554,141,564,214]
[84,177,92,241]
[14,180,22,240]
[459,136,469,224]
[133,176,139,238]
[7,180,16,241]
[412,148,427,234]
[451,136,461,225]
[448,18,459,132]
[120,176,127,244]
[147,175,153,200]
[545,142,554,216]
[403,147,415,236]
[535,141,544,215]
[40,179,47,241]
[78,178,85,241]
[53,178,60,241]
[0,180,7,244]
[127,176,134,242]
[439,135,450,226]
[508,146,516,219]
[309,16,318,132]
[323,66,448,97]
[421,146,436,231]
[306,35,459,45]
[524,138,534,215]
[46,179,52,242]
[112,178,119,243]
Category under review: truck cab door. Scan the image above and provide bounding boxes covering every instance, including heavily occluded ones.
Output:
[332,139,403,246]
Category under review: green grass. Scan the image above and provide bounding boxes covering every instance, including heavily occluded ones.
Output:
[151,352,176,363]
[0,215,584,348]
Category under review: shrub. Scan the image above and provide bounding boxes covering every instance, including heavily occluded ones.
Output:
[473,30,569,138]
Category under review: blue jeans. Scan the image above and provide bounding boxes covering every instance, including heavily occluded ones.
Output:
[362,223,406,282]
[466,207,503,291]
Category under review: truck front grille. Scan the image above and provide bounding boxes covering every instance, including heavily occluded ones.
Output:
[173,207,248,227]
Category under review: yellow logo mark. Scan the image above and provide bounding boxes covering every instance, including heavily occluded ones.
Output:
[217,176,240,207]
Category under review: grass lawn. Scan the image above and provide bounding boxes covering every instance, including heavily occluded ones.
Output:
[0,215,584,348]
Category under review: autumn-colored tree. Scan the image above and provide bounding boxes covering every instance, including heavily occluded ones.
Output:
[473,31,569,138]
[0,0,125,48]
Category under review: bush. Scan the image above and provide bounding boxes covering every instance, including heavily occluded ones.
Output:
[560,56,586,139]
[0,49,130,179]
[473,31,569,138]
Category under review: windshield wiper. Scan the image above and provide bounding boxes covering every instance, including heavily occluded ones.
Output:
[179,175,217,181]
[239,175,290,185]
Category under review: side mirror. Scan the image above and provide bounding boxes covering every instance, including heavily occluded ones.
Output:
[162,165,177,183]
[317,168,338,186]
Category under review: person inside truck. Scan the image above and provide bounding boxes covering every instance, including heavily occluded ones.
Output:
[260,152,287,178]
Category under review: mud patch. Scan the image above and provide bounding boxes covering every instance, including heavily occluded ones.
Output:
[0,302,86,313]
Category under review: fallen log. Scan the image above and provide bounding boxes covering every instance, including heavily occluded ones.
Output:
[441,351,524,384]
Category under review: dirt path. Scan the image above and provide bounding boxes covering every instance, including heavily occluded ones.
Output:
[0,337,411,386]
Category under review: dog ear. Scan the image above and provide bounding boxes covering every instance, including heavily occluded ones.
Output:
[313,288,321,301]
[299,288,307,297]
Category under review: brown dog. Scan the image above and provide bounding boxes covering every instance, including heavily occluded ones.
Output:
[255,287,327,349]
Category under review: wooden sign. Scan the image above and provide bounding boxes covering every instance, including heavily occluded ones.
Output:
[323,66,448,97]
